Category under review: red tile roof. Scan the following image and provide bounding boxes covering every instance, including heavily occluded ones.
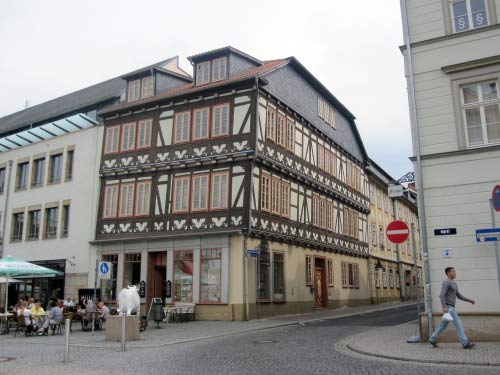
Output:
[99,59,288,115]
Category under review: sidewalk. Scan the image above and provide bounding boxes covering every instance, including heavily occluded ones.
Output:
[343,321,500,367]
[0,300,415,349]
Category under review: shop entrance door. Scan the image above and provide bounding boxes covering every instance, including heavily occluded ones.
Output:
[314,258,327,308]
[147,252,167,310]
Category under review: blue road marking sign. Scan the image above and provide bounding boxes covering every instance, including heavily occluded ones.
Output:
[246,249,259,257]
[476,228,500,242]
[98,261,112,279]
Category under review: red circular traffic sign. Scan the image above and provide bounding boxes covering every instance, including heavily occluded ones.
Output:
[492,185,500,212]
[386,220,409,244]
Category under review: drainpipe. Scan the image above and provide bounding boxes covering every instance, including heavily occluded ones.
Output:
[400,0,433,335]
[0,160,13,259]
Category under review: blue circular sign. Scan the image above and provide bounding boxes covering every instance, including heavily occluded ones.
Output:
[100,262,109,275]
[493,185,500,212]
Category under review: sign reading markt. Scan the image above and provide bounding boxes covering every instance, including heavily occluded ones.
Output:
[388,184,404,198]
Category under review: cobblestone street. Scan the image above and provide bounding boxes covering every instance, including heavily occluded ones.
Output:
[1,304,499,375]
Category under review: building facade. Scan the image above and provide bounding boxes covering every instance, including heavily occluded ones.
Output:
[402,0,500,319]
[0,56,189,308]
[93,47,371,320]
[366,160,423,304]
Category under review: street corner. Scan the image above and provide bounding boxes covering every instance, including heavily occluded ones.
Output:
[339,321,500,367]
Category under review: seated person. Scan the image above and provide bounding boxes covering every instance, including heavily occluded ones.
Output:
[27,298,35,309]
[39,301,63,335]
[30,301,45,328]
[17,302,34,335]
[64,297,75,307]
[97,302,110,322]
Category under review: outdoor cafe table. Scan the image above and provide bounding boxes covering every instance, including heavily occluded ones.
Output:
[0,312,13,335]
[32,312,49,327]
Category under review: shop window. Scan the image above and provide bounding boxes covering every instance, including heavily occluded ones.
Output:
[102,254,118,301]
[11,212,24,241]
[257,254,270,301]
[48,154,62,184]
[273,252,285,302]
[200,248,222,303]
[174,250,193,302]
[123,253,141,287]
[44,207,58,239]
[305,255,313,285]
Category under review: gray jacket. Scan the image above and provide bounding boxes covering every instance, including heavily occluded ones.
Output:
[440,279,472,308]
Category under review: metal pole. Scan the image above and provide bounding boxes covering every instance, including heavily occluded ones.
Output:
[0,160,13,259]
[244,245,249,320]
[92,258,97,335]
[121,314,126,352]
[392,198,404,301]
[490,199,500,298]
[400,0,434,335]
[64,318,71,362]
[411,223,422,335]
[256,254,260,320]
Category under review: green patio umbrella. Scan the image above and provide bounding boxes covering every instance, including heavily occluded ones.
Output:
[0,256,63,313]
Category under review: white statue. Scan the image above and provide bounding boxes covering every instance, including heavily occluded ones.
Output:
[117,285,140,316]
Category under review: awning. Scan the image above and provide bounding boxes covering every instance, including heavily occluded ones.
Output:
[0,113,100,153]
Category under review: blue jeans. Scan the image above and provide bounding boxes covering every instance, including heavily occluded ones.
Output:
[429,306,468,346]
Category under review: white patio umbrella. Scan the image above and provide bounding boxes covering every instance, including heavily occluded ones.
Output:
[0,256,62,313]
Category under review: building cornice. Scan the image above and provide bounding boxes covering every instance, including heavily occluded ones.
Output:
[442,54,500,74]
[409,143,500,161]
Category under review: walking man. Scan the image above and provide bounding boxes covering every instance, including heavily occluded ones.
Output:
[429,267,475,349]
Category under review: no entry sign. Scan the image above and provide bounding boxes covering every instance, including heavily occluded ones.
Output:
[492,185,500,212]
[386,220,410,244]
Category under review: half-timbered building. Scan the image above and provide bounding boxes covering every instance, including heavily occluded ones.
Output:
[94,47,371,320]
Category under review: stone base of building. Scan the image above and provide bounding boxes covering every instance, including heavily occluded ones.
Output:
[420,312,500,342]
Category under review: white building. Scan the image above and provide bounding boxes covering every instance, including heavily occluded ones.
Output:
[0,56,189,308]
[401,0,500,339]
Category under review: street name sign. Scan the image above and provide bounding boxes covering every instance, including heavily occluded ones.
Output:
[386,220,410,244]
[388,184,404,198]
[492,185,500,212]
[98,262,112,279]
[476,228,500,242]
[246,249,259,257]
[434,228,457,236]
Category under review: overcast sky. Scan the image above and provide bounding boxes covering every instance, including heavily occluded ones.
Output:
[0,0,412,179]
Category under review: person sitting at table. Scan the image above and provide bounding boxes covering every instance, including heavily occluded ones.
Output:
[64,297,75,307]
[97,302,110,322]
[17,302,34,335]
[30,301,45,330]
[14,298,24,311]
[39,301,63,335]
[27,298,35,309]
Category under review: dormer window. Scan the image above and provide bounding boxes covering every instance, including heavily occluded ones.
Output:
[195,57,227,85]
[212,57,227,82]
[196,61,211,85]
[128,80,141,102]
[128,76,154,102]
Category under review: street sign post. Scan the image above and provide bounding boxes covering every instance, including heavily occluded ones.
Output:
[388,184,404,198]
[386,220,410,244]
[492,185,500,212]
[98,262,112,279]
[246,249,259,257]
[475,228,500,242]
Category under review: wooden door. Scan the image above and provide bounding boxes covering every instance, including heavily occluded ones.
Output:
[314,268,326,308]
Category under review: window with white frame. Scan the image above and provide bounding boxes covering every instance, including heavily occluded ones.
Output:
[379,225,385,249]
[119,183,135,217]
[135,181,151,216]
[305,255,313,285]
[261,173,271,212]
[266,106,276,141]
[212,104,229,137]
[193,107,210,141]
[389,268,394,288]
[328,259,334,287]
[103,185,119,219]
[196,61,211,85]
[141,76,154,98]
[104,125,120,154]
[191,174,209,211]
[121,122,136,151]
[375,269,380,288]
[461,80,500,147]
[211,172,228,210]
[371,222,377,245]
[137,119,152,149]
[273,252,285,301]
[382,268,387,288]
[212,57,227,82]
[128,79,141,101]
[173,176,190,213]
[450,0,489,33]
[174,112,191,144]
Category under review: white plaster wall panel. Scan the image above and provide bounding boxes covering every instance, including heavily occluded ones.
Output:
[0,126,102,278]
[407,0,446,44]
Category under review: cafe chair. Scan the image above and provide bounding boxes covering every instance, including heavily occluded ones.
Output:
[50,320,63,335]
[14,315,27,338]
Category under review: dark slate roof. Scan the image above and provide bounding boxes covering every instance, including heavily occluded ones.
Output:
[0,57,180,137]
[187,46,262,65]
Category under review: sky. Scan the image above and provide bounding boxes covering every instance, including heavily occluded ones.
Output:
[0,0,413,179]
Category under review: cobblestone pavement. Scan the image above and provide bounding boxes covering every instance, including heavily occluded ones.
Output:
[343,319,500,366]
[1,304,498,375]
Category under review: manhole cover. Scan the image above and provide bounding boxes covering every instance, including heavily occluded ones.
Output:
[253,340,279,344]
[0,357,15,362]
